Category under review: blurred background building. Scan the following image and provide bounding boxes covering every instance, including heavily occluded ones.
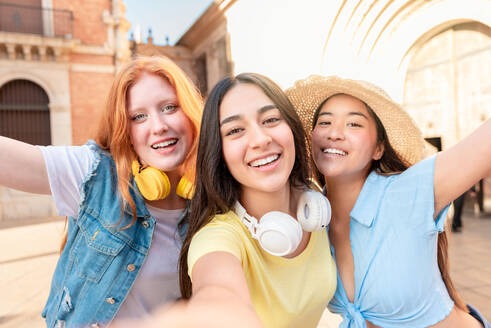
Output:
[1,0,490,225]
[0,0,129,224]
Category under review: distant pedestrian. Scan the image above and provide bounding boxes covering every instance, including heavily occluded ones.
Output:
[451,191,466,232]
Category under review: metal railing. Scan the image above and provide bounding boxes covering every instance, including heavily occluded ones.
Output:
[0,2,73,38]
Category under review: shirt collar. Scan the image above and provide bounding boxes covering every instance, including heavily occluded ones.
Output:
[349,170,389,228]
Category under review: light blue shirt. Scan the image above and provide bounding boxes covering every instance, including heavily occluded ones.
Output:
[328,155,454,328]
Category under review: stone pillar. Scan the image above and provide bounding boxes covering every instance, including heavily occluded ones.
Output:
[22,45,32,61]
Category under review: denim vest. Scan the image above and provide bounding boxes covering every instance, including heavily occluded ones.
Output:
[42,141,188,328]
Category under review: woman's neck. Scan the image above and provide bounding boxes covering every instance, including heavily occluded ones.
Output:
[326,173,368,224]
[240,184,295,220]
[147,194,186,210]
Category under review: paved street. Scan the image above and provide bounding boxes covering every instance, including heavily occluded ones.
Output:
[1,212,489,328]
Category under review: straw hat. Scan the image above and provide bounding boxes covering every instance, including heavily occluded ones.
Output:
[286,75,425,166]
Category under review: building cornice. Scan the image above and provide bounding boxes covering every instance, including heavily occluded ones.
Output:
[0,31,75,48]
[176,0,236,49]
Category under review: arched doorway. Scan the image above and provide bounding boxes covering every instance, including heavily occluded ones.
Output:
[0,79,51,145]
[403,21,491,149]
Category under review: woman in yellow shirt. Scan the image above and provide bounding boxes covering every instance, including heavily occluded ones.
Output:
[175,72,337,328]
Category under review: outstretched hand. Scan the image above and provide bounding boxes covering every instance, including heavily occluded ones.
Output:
[111,298,263,328]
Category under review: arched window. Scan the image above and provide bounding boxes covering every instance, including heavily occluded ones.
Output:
[0,79,51,145]
[404,22,491,148]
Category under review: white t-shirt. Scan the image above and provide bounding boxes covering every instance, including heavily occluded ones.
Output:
[39,145,183,321]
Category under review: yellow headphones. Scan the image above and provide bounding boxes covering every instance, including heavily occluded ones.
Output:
[132,160,194,200]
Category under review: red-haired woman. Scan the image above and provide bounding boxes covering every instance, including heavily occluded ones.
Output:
[0,56,202,328]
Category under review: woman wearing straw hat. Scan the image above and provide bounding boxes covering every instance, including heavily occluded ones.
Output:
[286,75,491,328]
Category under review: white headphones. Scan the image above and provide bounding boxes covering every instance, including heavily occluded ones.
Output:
[234,190,331,257]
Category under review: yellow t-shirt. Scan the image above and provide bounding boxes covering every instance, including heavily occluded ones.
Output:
[188,210,337,328]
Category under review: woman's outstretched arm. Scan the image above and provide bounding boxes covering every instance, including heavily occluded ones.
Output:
[112,251,263,328]
[434,119,491,216]
[0,136,50,194]
[185,251,263,327]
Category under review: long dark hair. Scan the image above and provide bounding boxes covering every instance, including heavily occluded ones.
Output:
[312,94,467,311]
[179,73,310,298]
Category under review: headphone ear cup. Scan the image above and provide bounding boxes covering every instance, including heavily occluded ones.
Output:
[176,175,195,199]
[256,211,303,256]
[297,190,331,231]
[132,160,171,200]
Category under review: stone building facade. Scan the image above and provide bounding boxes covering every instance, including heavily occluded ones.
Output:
[180,0,490,147]
[0,0,130,225]
[179,0,490,204]
[131,0,234,99]
[129,31,197,89]
[2,0,490,224]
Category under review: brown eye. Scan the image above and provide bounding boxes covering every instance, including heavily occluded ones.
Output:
[347,122,362,127]
[263,117,280,125]
[226,127,243,136]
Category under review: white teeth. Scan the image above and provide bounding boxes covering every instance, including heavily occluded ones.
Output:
[249,154,279,167]
[323,148,347,156]
[151,139,177,149]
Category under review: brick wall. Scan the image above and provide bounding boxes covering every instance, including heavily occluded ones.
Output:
[53,0,110,45]
[69,71,114,145]
[52,0,116,144]
[70,53,114,65]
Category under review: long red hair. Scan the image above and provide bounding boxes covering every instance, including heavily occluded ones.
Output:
[60,56,203,251]
[95,56,202,225]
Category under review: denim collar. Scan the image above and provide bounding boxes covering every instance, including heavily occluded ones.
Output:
[124,180,189,240]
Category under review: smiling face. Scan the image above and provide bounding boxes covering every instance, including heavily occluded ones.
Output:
[311,94,384,181]
[128,72,194,175]
[219,83,296,196]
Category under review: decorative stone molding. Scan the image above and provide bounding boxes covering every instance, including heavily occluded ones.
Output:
[0,31,74,63]
[70,63,116,73]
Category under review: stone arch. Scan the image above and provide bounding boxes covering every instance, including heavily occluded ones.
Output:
[371,0,491,100]
[320,0,491,101]
[0,69,72,145]
[0,79,51,145]
[402,21,491,148]
[0,72,55,106]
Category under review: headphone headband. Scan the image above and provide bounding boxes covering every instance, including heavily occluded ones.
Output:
[234,190,331,257]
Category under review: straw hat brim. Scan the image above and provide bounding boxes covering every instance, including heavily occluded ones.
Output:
[286,75,425,166]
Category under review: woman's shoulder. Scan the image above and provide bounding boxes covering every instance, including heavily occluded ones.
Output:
[191,210,252,250]
[383,155,436,193]
[85,140,112,159]
[188,210,247,272]
[201,210,246,233]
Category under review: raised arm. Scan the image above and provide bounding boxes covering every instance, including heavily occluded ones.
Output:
[0,136,50,194]
[434,119,491,215]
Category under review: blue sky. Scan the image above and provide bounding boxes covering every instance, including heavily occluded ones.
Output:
[124,0,213,45]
